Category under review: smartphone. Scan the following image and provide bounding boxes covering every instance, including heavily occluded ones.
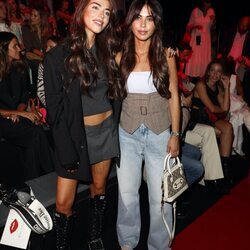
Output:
[196,35,201,45]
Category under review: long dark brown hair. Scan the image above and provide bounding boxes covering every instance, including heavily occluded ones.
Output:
[120,0,171,98]
[203,58,226,92]
[0,32,27,80]
[65,0,123,99]
[29,6,51,38]
[0,32,16,79]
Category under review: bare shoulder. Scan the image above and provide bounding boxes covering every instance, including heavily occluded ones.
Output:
[195,80,206,92]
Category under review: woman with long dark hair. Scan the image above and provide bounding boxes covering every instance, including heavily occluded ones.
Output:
[116,0,180,249]
[43,0,122,249]
[0,31,54,182]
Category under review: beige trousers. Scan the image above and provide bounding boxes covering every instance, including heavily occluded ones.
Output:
[185,123,224,183]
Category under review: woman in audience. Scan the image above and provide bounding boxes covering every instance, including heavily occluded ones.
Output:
[115,0,180,249]
[224,58,250,156]
[43,0,122,249]
[178,41,229,194]
[21,5,52,97]
[21,5,51,61]
[190,58,234,183]
[0,31,54,181]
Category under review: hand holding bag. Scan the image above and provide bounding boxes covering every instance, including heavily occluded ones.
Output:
[161,153,188,246]
[27,97,47,125]
[162,153,188,203]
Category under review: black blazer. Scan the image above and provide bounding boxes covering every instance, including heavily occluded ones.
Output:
[44,43,121,182]
[44,43,91,182]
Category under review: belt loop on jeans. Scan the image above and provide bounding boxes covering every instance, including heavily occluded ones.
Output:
[140,106,147,115]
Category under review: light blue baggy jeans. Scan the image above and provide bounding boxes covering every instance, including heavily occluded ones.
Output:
[116,124,173,250]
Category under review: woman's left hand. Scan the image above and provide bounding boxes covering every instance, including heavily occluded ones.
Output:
[167,135,180,157]
[167,47,177,58]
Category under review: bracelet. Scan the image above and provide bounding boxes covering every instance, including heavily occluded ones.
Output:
[171,131,182,137]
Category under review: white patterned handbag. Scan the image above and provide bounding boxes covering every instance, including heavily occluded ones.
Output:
[162,153,188,203]
[161,153,188,246]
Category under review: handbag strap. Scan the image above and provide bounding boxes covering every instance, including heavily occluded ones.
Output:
[164,153,182,174]
[161,153,181,247]
[161,201,176,247]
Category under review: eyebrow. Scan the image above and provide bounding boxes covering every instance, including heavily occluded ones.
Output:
[138,13,153,18]
[90,2,111,12]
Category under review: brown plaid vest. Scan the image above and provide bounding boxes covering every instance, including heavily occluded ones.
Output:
[120,92,171,134]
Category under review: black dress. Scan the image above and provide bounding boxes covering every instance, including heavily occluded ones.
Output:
[189,83,219,128]
[0,66,54,181]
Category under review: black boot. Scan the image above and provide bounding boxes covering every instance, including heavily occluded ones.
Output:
[205,179,230,195]
[88,195,106,250]
[53,211,73,250]
[221,156,234,185]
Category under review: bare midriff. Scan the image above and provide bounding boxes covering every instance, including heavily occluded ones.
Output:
[83,110,112,126]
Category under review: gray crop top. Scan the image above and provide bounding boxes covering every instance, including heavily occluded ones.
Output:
[81,45,112,116]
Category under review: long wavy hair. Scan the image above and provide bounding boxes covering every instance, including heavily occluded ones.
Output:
[120,0,171,99]
[65,0,123,99]
[203,58,225,91]
[0,31,26,80]
[29,6,51,38]
[0,32,16,79]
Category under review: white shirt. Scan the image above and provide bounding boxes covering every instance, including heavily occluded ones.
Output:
[127,71,157,94]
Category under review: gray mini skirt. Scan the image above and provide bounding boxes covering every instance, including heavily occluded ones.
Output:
[85,114,119,165]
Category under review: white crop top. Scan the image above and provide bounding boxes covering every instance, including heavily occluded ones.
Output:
[126,71,157,94]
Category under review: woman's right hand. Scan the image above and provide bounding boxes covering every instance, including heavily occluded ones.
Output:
[221,75,230,89]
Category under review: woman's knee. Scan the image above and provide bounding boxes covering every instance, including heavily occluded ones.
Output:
[91,179,106,194]
[56,196,74,213]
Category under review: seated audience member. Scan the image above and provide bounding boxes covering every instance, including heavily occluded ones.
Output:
[177,43,230,193]
[181,142,204,187]
[223,58,250,156]
[0,32,54,181]
[190,58,234,183]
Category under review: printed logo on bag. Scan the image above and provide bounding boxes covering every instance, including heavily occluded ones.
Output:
[38,208,45,217]
[10,219,18,234]
[173,178,185,190]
